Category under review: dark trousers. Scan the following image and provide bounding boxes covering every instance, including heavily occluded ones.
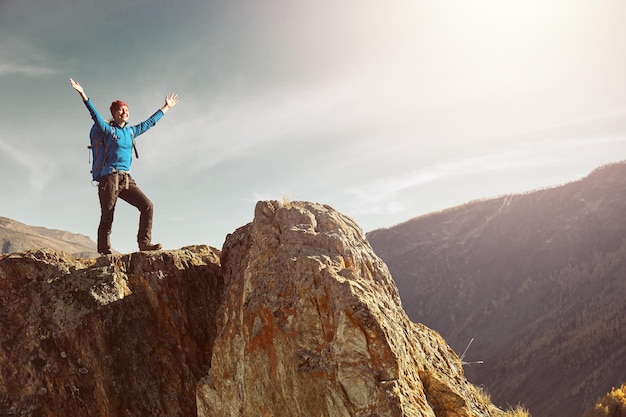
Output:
[97,172,153,254]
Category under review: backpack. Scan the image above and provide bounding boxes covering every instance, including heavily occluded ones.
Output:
[88,124,107,182]
[88,123,139,183]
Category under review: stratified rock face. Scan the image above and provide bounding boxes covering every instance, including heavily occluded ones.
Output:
[0,246,223,417]
[198,201,496,417]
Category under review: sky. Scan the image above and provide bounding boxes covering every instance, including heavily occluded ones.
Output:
[2,0,626,253]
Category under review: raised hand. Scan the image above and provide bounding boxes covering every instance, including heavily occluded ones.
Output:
[69,78,87,100]
[165,93,179,108]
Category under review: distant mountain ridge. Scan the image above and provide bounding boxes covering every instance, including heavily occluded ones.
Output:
[0,217,99,258]
[367,161,626,417]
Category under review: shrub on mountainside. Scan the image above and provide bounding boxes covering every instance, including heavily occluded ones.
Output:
[584,383,626,417]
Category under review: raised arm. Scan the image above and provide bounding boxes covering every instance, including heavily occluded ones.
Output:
[69,78,88,101]
[160,93,179,113]
[70,78,112,134]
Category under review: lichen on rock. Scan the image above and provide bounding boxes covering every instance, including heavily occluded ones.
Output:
[0,246,223,417]
[199,201,498,417]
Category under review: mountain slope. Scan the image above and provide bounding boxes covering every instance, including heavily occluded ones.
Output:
[0,217,99,258]
[367,162,626,417]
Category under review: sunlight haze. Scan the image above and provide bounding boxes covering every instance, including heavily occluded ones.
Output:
[1,0,625,253]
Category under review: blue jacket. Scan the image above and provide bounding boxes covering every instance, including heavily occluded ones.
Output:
[83,98,164,179]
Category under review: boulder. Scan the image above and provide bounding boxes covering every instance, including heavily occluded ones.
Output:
[198,201,497,417]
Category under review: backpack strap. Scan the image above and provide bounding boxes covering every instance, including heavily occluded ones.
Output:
[133,140,139,159]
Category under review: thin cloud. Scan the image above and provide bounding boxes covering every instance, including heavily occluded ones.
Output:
[348,133,626,206]
[349,152,529,203]
[0,138,55,190]
[0,62,56,76]
[142,82,352,173]
[0,38,58,77]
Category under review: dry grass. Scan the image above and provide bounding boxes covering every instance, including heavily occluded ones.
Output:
[280,193,293,207]
[502,404,531,417]
[471,384,531,417]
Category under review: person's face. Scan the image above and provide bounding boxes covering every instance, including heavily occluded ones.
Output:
[113,105,129,125]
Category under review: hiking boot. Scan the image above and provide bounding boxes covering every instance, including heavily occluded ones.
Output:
[139,242,162,251]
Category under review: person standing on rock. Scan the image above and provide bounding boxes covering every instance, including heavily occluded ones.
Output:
[69,78,179,255]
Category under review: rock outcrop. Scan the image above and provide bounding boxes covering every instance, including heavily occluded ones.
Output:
[1,201,506,417]
[198,201,497,417]
[0,246,223,417]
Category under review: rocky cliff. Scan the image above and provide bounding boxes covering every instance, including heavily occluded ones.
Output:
[1,201,509,417]
[0,246,223,417]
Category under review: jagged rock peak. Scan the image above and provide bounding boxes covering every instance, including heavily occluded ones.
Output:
[199,200,498,417]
